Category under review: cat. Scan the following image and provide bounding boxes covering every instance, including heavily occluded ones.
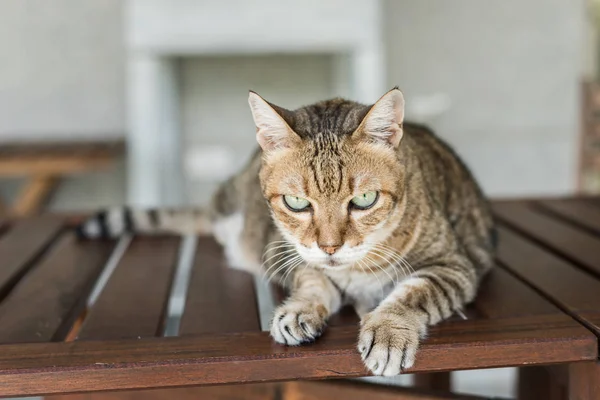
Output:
[79,88,496,376]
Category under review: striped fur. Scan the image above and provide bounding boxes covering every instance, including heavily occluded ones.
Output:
[80,89,495,376]
[77,207,211,238]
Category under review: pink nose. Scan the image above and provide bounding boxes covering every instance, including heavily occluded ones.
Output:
[319,245,341,255]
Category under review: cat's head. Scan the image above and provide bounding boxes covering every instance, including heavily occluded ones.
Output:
[249,88,406,269]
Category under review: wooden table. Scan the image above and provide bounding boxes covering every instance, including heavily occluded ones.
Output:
[0,141,123,217]
[0,197,599,399]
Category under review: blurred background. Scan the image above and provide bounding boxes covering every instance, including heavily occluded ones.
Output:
[0,0,596,397]
[1,0,597,217]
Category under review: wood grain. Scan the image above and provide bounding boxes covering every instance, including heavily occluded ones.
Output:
[283,381,498,400]
[569,362,600,400]
[0,140,123,177]
[0,233,114,343]
[0,216,64,300]
[413,372,451,393]
[517,366,566,400]
[493,201,600,277]
[11,175,59,217]
[179,236,261,335]
[536,198,600,235]
[77,236,180,340]
[496,226,600,336]
[0,313,594,397]
[47,383,279,400]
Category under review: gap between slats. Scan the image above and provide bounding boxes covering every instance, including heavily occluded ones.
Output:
[534,199,600,237]
[77,236,181,340]
[493,202,600,280]
[495,224,600,338]
[0,217,65,304]
[164,235,197,337]
[0,232,115,344]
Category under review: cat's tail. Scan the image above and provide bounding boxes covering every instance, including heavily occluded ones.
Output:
[76,207,212,239]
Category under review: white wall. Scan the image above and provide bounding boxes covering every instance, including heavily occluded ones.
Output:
[0,0,125,141]
[0,0,587,208]
[385,0,584,196]
[180,54,335,204]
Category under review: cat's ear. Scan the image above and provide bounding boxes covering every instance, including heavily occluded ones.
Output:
[356,88,405,148]
[248,91,300,152]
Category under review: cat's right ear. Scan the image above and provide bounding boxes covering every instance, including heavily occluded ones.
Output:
[248,91,300,152]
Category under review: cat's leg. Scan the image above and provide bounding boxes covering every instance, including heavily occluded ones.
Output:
[357,252,478,376]
[270,268,342,346]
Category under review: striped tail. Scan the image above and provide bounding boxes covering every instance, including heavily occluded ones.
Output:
[76,207,212,239]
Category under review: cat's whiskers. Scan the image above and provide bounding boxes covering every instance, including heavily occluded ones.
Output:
[281,258,305,285]
[261,250,299,280]
[358,255,385,298]
[371,243,416,277]
[367,247,401,284]
[370,245,410,278]
[267,255,303,284]
[262,242,294,260]
[363,250,398,285]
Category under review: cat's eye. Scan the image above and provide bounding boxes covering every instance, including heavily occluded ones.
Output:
[283,195,311,211]
[350,191,379,210]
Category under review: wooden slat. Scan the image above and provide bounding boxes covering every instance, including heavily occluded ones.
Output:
[493,201,600,277]
[537,198,600,235]
[0,233,114,344]
[47,383,280,400]
[0,216,64,299]
[569,362,600,400]
[179,237,260,335]
[283,381,499,400]
[0,314,594,397]
[77,236,180,340]
[496,225,600,336]
[12,175,59,217]
[474,267,560,319]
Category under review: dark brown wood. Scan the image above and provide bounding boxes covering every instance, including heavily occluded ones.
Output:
[0,216,64,299]
[77,236,180,340]
[47,383,279,400]
[493,201,600,277]
[569,362,600,400]
[328,305,360,326]
[0,313,594,397]
[179,236,260,335]
[472,266,562,319]
[414,372,452,393]
[517,366,566,400]
[0,233,114,344]
[283,381,497,400]
[536,198,600,235]
[496,226,600,336]
[45,380,496,400]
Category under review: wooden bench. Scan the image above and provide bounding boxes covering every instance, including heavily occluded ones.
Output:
[0,197,599,399]
[0,141,124,217]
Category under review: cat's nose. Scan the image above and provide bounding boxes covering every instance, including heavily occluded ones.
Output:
[319,245,341,255]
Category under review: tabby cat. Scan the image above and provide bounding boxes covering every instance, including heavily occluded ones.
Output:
[79,88,496,376]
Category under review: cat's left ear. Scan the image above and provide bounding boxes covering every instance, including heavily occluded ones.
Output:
[355,88,405,148]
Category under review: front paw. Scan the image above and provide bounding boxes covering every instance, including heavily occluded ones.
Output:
[270,300,328,346]
[357,310,423,376]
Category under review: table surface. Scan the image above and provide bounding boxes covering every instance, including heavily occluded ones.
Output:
[0,197,599,397]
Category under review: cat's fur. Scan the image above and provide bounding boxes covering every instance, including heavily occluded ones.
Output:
[79,88,495,376]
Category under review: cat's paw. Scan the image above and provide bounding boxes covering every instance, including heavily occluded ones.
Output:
[270,300,328,346]
[357,310,423,376]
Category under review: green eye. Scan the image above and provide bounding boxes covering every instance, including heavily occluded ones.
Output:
[283,195,311,211]
[350,191,379,209]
